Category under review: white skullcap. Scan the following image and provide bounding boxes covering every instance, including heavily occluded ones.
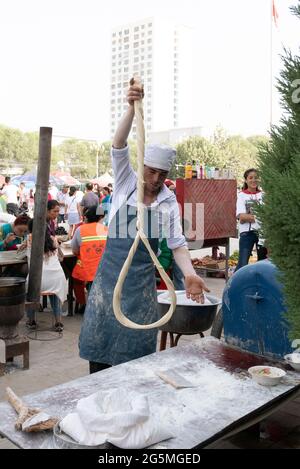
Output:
[144,144,176,172]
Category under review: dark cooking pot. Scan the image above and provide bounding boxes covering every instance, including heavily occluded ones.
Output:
[0,277,26,339]
[158,291,221,334]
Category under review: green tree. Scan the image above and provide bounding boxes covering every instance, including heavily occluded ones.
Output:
[171,130,268,182]
[257,2,300,338]
[0,126,39,173]
[172,136,217,179]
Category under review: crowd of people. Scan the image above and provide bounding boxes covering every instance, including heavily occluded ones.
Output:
[0,179,112,332]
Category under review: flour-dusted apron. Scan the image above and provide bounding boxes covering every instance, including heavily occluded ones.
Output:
[79,195,160,365]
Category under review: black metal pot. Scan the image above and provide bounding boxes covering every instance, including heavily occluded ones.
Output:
[158,292,221,334]
[0,277,26,339]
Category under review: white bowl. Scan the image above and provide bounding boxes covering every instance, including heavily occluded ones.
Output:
[284,354,300,371]
[248,366,286,386]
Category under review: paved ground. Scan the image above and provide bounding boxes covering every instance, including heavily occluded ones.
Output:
[1,241,299,449]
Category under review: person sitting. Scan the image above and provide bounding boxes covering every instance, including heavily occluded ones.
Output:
[26,219,68,332]
[0,214,30,251]
[0,214,30,277]
[71,206,108,314]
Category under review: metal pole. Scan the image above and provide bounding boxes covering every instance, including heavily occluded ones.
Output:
[27,127,52,303]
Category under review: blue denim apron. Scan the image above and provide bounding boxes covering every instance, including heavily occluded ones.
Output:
[79,195,159,365]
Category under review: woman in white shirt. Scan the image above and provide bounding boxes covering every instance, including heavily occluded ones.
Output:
[65,186,81,239]
[236,168,267,270]
[26,219,68,332]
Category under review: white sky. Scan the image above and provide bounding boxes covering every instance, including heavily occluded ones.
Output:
[0,0,299,142]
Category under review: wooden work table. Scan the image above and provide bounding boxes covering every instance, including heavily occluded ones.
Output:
[0,337,299,449]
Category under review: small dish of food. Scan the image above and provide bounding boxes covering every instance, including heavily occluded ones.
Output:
[248,366,286,386]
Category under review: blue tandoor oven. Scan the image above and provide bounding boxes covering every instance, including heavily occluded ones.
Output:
[223,260,293,359]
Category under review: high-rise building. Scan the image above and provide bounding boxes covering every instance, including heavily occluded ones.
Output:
[110,18,195,140]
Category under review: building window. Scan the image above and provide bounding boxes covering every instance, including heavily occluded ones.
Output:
[134,26,139,32]
[124,29,129,35]
[134,42,139,48]
[147,39,152,44]
[112,32,116,37]
[124,66,129,72]
[134,57,139,63]
[133,65,139,71]
[119,31,122,36]
[124,44,129,50]
[117,83,121,88]
[148,22,152,27]
[134,34,139,40]
[134,49,139,55]
[112,48,116,53]
[124,36,129,43]
[111,84,116,89]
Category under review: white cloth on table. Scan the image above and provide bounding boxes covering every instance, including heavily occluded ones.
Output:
[27,249,68,303]
[59,388,174,449]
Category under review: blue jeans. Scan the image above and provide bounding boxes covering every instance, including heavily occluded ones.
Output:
[235,231,259,271]
[27,295,62,320]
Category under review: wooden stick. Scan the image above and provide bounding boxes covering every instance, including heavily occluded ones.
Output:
[6,387,58,432]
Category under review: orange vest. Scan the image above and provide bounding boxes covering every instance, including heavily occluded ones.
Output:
[72,222,108,282]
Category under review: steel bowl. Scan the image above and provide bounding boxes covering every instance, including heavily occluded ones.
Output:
[0,277,26,339]
[53,422,114,449]
[157,290,221,334]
